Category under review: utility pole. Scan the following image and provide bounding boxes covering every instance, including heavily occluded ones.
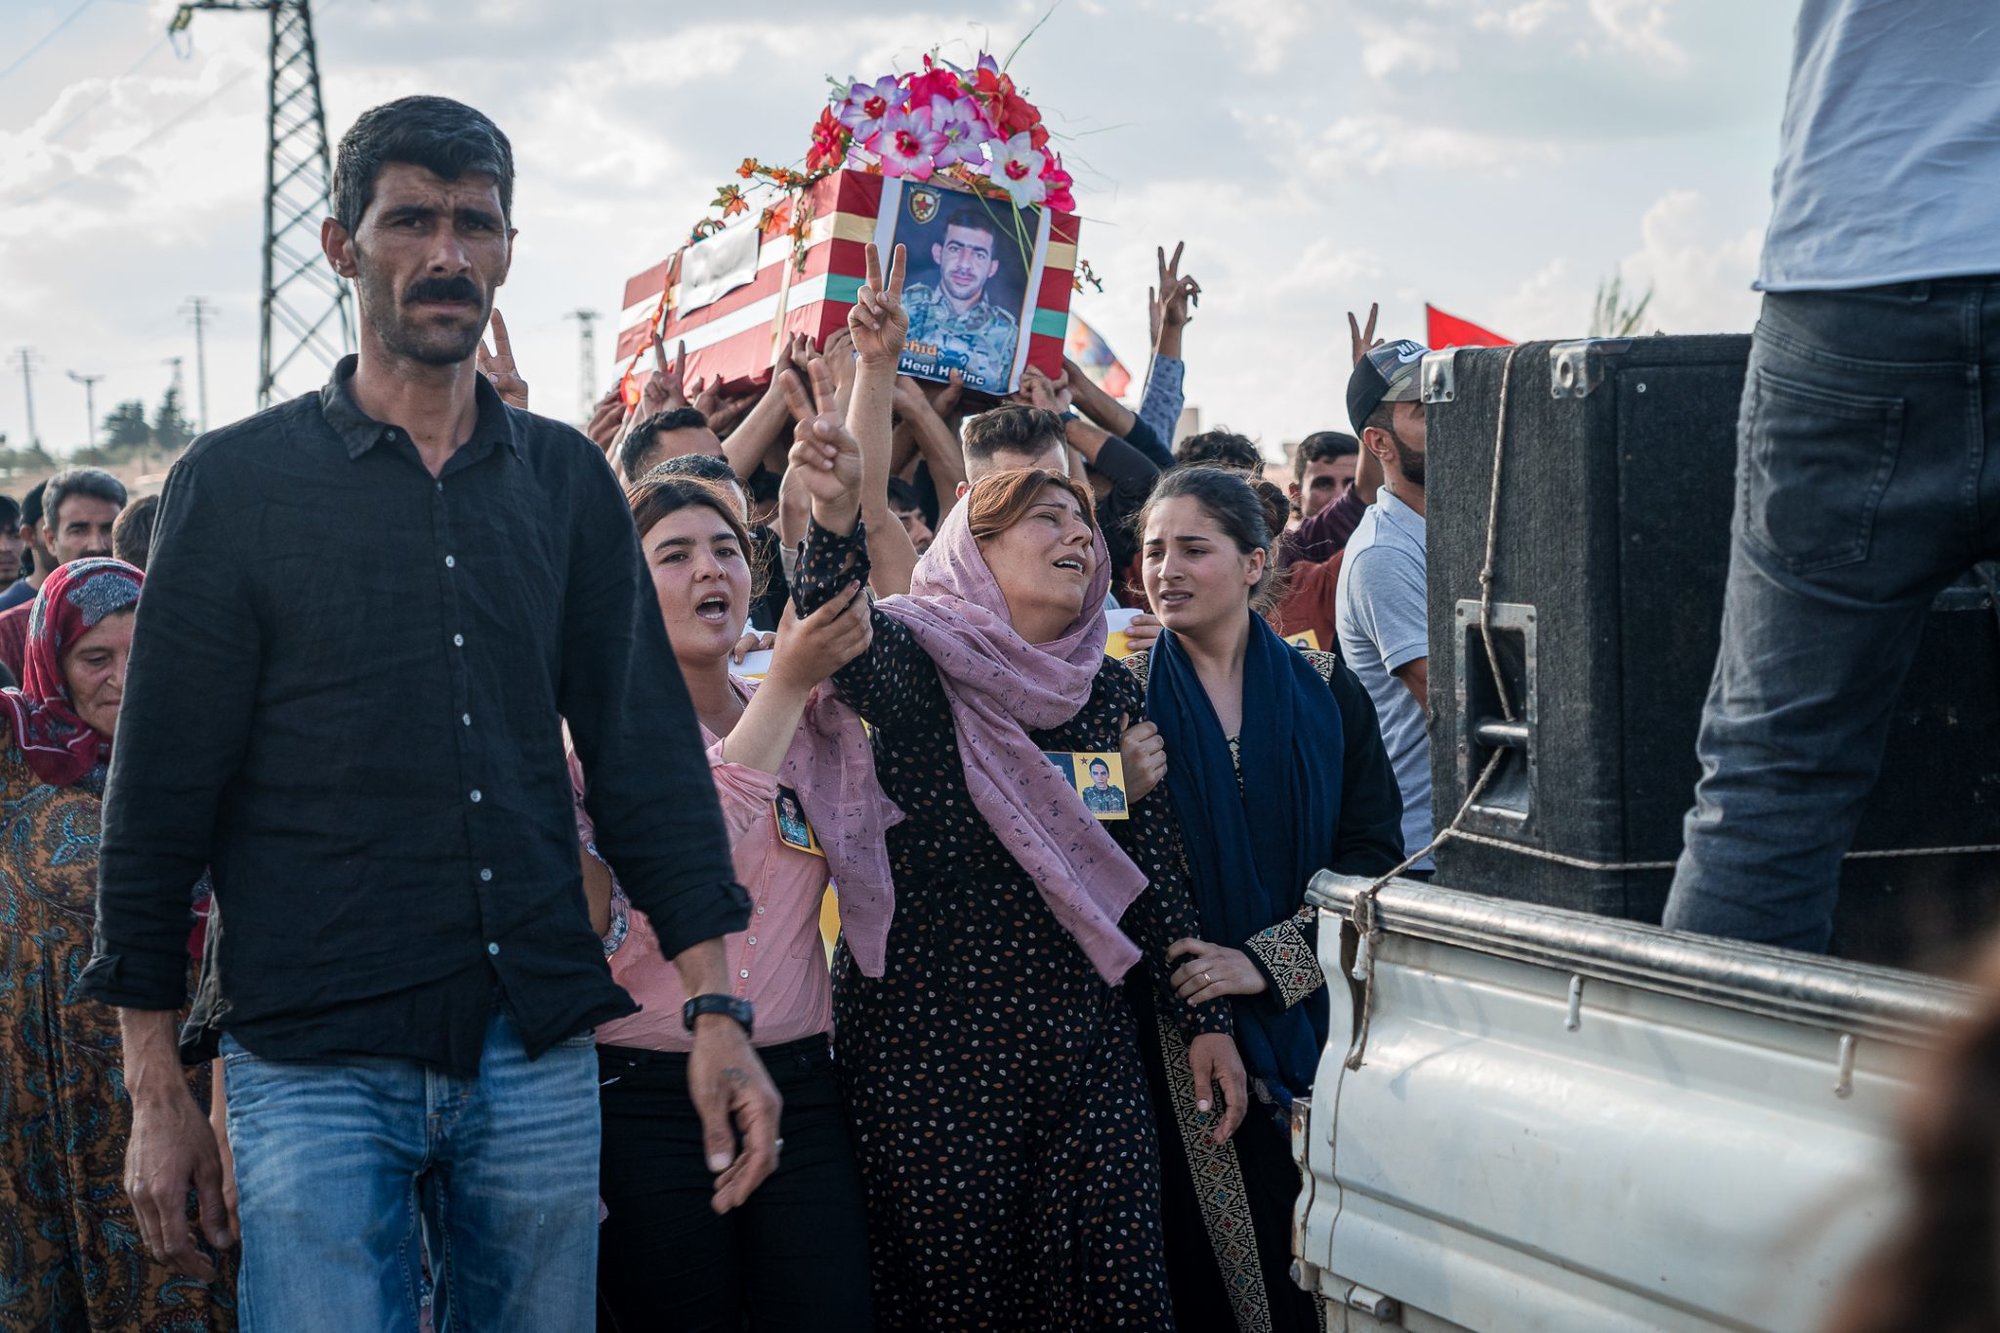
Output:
[566,309,600,423]
[180,296,213,433]
[161,356,185,471]
[66,371,104,459]
[170,2,354,408]
[13,349,40,450]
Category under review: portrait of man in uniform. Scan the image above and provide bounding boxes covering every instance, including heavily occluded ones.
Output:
[897,197,1030,395]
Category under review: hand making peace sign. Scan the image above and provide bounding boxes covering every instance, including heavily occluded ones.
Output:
[476,308,529,410]
[847,242,909,367]
[781,356,864,519]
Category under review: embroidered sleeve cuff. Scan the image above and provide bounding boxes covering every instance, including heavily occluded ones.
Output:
[1246,918,1324,1010]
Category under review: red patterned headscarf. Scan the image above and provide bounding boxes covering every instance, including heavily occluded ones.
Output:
[0,557,144,787]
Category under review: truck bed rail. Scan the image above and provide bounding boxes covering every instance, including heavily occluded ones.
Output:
[1308,872,1974,1047]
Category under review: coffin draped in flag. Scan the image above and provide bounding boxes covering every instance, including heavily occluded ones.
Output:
[619,172,1080,399]
[616,52,1083,400]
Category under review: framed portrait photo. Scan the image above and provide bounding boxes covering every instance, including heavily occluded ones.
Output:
[873,177,1052,397]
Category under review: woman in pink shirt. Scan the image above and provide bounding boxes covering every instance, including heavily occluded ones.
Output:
[573,472,874,1332]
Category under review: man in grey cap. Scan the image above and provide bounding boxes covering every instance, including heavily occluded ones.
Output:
[1335,337,1434,871]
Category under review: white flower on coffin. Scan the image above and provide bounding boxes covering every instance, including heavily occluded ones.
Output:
[987,132,1049,208]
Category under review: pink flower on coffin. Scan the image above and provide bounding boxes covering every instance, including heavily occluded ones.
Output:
[870,106,946,181]
[1040,158,1075,213]
[977,52,1001,76]
[837,75,904,141]
[987,131,1048,207]
[930,95,995,170]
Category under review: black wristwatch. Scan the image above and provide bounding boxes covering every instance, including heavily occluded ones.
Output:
[682,993,754,1038]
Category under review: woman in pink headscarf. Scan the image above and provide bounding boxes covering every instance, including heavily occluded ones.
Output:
[782,245,1247,1333]
[0,557,235,1330]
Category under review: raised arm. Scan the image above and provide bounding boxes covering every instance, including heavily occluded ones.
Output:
[722,333,811,483]
[787,309,942,734]
[838,242,920,597]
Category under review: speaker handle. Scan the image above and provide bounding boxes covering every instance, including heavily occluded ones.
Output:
[1453,599,1538,825]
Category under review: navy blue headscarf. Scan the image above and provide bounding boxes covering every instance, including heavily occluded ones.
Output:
[1146,612,1342,1105]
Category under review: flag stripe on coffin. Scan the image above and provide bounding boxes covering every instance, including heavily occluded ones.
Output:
[616,169,1080,396]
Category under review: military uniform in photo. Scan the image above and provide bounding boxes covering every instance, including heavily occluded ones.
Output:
[903,282,1020,392]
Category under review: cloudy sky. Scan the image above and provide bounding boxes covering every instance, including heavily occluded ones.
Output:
[1,0,1798,456]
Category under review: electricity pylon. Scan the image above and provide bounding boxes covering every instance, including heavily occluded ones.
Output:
[171,0,354,409]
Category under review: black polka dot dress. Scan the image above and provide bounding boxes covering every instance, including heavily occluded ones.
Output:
[796,521,1232,1332]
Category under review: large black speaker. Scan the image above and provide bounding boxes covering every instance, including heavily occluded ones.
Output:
[1422,336,2000,967]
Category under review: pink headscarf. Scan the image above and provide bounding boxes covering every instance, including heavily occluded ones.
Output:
[796,495,1146,984]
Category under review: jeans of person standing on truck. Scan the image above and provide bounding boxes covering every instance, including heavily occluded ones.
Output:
[222,1011,602,1332]
[1665,278,2000,951]
[594,1034,874,1333]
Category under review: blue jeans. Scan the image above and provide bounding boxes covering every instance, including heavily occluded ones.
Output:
[1664,279,2000,950]
[222,1011,600,1332]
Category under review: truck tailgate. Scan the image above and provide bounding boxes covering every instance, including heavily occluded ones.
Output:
[1296,874,1974,1333]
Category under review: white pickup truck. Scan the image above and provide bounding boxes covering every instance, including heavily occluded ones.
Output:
[1290,871,1974,1333]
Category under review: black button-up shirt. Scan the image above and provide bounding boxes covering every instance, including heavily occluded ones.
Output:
[78,357,749,1074]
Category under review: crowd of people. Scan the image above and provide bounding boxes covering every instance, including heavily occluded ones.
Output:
[0,93,1428,1333]
[7,0,2000,1319]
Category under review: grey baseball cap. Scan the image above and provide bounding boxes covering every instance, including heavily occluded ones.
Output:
[1347,339,1429,434]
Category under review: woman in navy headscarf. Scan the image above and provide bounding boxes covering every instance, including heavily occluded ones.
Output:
[1125,467,1405,1333]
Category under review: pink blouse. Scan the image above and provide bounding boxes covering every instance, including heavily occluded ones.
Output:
[571,680,834,1052]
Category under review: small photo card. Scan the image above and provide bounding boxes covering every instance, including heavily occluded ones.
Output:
[1045,750,1129,820]
[773,785,825,857]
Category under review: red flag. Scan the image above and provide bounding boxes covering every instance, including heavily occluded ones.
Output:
[1425,303,1512,349]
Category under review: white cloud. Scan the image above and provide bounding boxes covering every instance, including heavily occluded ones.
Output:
[1187,0,1321,74]
[1275,112,1562,181]
[1587,0,1689,71]
[1474,0,1565,37]
[1615,188,1761,334]
[1485,258,1580,340]
[1357,20,1461,80]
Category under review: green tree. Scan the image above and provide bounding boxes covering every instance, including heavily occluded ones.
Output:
[1591,275,1655,337]
[103,399,152,454]
[154,385,195,455]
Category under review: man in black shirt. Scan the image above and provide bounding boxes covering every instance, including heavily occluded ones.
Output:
[79,96,775,1330]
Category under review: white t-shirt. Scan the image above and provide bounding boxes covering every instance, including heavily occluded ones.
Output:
[1758,0,2000,291]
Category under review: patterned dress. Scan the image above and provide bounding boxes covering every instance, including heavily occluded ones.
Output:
[0,739,233,1332]
[796,525,1231,1332]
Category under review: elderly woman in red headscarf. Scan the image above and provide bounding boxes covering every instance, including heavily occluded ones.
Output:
[0,556,236,1331]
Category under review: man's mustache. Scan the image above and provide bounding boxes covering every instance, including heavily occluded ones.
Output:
[404,277,481,305]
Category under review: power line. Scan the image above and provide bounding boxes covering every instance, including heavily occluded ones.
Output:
[0,0,99,81]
